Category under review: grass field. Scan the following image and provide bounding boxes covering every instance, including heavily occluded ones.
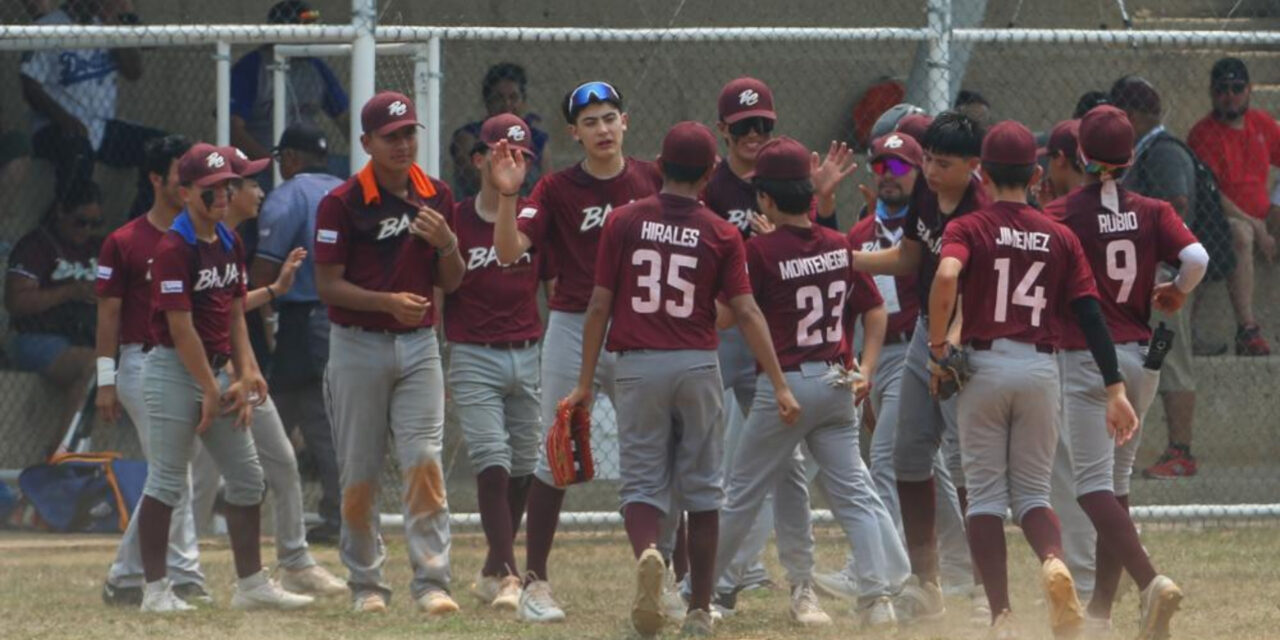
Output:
[1,525,1277,639]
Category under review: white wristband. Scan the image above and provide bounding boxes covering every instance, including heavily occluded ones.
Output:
[97,357,117,387]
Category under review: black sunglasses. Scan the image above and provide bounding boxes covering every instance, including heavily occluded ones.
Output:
[728,117,775,138]
[1213,81,1247,96]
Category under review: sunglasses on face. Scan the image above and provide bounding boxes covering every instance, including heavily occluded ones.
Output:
[1213,81,1247,96]
[728,117,775,138]
[872,157,915,177]
[567,81,622,115]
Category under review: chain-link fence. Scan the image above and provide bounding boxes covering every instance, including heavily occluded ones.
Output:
[1,1,1278,530]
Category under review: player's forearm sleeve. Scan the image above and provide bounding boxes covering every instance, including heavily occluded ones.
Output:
[1173,242,1209,294]
[1071,296,1123,387]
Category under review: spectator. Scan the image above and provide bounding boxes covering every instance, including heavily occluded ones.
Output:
[250,123,345,545]
[1073,91,1111,119]
[230,1,349,162]
[19,0,159,195]
[954,89,991,126]
[449,63,552,198]
[1187,57,1277,357]
[4,180,102,444]
[1109,75,1201,478]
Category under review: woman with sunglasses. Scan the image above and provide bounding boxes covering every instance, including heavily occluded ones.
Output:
[492,79,662,625]
[4,179,103,445]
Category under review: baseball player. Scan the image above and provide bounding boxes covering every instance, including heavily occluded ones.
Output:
[713,136,908,629]
[698,78,855,607]
[97,135,209,607]
[819,132,975,607]
[443,114,543,610]
[850,112,990,621]
[927,120,1138,638]
[492,80,661,623]
[1045,105,1199,638]
[133,142,313,613]
[313,91,463,615]
[563,121,800,637]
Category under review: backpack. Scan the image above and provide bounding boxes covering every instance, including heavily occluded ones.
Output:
[1139,134,1237,281]
[17,453,147,533]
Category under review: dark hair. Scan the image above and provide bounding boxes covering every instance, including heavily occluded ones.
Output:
[55,180,102,214]
[143,134,192,182]
[1073,91,1110,119]
[482,63,528,102]
[954,89,989,109]
[660,160,709,184]
[752,177,813,215]
[921,111,984,158]
[981,161,1036,189]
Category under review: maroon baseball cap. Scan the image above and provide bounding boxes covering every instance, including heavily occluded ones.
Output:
[1040,119,1080,159]
[870,132,923,167]
[661,121,718,170]
[896,113,934,143]
[749,137,811,181]
[480,113,535,157]
[224,145,271,177]
[718,77,777,124]
[361,91,421,137]
[1079,105,1135,166]
[178,142,241,188]
[981,120,1037,165]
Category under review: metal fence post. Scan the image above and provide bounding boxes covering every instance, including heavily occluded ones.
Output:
[215,40,231,145]
[349,0,377,174]
[925,0,953,115]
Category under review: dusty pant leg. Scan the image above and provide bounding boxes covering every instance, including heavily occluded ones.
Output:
[326,326,396,599]
[275,383,341,529]
[107,345,204,588]
[1114,347,1159,497]
[392,330,451,599]
[934,404,975,593]
[955,352,1015,520]
[506,345,543,480]
[867,344,907,534]
[716,328,771,591]
[771,446,814,585]
[251,395,314,570]
[189,439,220,535]
[449,344,515,478]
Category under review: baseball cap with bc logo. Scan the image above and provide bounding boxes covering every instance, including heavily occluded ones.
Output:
[718,77,777,124]
[480,113,535,157]
[179,142,241,188]
[224,146,271,177]
[361,91,423,137]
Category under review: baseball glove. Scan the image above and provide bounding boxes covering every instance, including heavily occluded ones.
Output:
[929,346,971,400]
[546,400,595,488]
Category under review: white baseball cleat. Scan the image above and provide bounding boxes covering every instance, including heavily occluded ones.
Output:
[280,564,348,597]
[632,547,666,636]
[662,567,687,624]
[1137,575,1182,640]
[353,590,387,613]
[789,582,832,627]
[681,607,716,637]
[860,595,898,630]
[231,571,315,611]
[139,579,196,613]
[971,585,992,626]
[1040,557,1083,638]
[491,576,522,611]
[518,577,566,623]
[470,574,501,604]
[416,590,459,617]
[992,608,1019,640]
[894,575,946,624]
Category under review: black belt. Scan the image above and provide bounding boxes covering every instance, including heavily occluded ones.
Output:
[336,322,423,335]
[209,352,230,370]
[781,358,844,373]
[473,338,538,350]
[885,328,915,345]
[968,339,1056,354]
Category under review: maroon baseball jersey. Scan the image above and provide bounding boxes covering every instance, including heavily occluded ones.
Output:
[522,158,662,313]
[747,225,882,369]
[595,193,751,352]
[1045,183,1199,349]
[444,197,543,344]
[939,201,1098,346]
[149,215,248,358]
[847,213,920,337]
[6,225,98,344]
[313,163,455,330]
[903,175,990,310]
[702,160,824,238]
[96,216,167,346]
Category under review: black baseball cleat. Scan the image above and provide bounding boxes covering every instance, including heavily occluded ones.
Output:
[102,581,143,607]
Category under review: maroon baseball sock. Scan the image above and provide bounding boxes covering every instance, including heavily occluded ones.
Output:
[897,478,940,583]
[223,502,263,580]
[956,486,984,587]
[967,514,1009,619]
[523,478,565,583]
[623,502,663,558]
[686,510,719,612]
[1078,490,1156,589]
[672,513,690,581]
[508,474,532,538]
[137,496,173,583]
[1019,506,1064,562]
[477,467,518,577]
[1088,494,1131,617]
